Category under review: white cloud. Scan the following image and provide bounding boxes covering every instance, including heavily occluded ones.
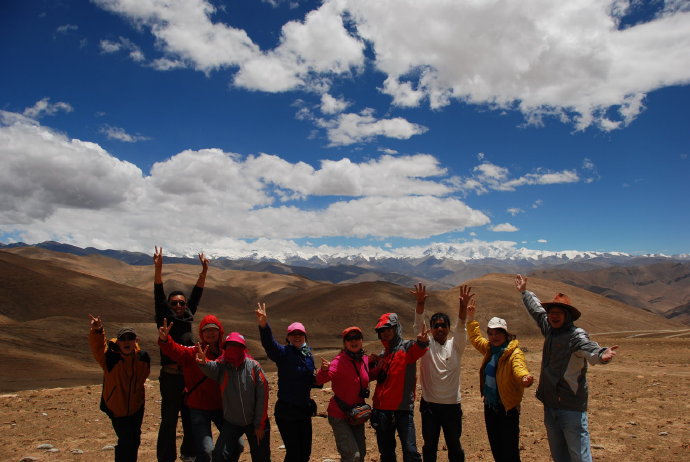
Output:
[320,93,350,114]
[507,207,524,216]
[22,98,73,119]
[100,125,151,143]
[0,111,143,223]
[537,239,548,243]
[532,199,543,209]
[100,37,145,62]
[344,0,690,130]
[490,223,519,232]
[464,160,580,194]
[92,0,690,131]
[0,111,489,249]
[317,109,428,146]
[56,24,78,34]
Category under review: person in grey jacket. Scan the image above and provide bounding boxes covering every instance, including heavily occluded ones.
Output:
[196,332,271,462]
[515,274,618,462]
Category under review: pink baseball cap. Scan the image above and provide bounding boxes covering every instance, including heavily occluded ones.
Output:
[287,322,307,335]
[224,332,246,347]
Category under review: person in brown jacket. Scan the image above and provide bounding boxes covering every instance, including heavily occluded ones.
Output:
[89,315,151,462]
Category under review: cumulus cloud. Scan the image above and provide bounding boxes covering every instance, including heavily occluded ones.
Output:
[320,93,350,114]
[537,239,548,243]
[0,111,143,224]
[22,98,73,119]
[91,0,690,131]
[317,109,428,146]
[100,125,151,143]
[507,207,524,216]
[0,111,489,249]
[345,0,690,130]
[490,223,519,232]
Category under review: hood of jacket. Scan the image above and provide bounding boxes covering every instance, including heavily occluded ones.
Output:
[375,312,403,351]
[199,314,225,353]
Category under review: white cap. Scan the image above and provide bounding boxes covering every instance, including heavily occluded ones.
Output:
[487,317,508,331]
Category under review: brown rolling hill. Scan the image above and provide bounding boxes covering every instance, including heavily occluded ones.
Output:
[529,261,690,325]
[0,249,686,392]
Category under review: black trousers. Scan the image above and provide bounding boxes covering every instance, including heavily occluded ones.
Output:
[274,399,313,462]
[484,403,521,462]
[157,370,195,461]
[110,406,144,462]
[420,399,465,462]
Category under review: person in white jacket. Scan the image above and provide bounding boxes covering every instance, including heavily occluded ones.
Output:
[412,283,471,462]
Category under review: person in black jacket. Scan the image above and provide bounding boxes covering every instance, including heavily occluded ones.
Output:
[154,245,209,462]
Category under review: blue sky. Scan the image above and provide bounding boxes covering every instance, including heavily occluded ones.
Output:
[1,0,689,259]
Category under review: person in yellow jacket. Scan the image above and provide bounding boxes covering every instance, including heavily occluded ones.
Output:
[465,294,533,462]
[89,314,151,462]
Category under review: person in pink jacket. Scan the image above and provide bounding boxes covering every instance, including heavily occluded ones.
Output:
[158,315,243,462]
[316,327,371,462]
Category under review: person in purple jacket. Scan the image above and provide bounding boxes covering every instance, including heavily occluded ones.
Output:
[317,326,371,462]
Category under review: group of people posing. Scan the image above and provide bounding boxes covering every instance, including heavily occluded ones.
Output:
[88,248,619,462]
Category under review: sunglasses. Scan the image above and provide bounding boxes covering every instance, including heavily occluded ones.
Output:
[432,323,448,329]
[344,335,363,341]
[118,333,136,341]
[170,300,187,307]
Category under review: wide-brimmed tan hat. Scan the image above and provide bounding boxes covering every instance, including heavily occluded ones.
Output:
[542,293,581,321]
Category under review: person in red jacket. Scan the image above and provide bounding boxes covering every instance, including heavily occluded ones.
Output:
[89,315,150,462]
[158,315,243,462]
[370,312,429,462]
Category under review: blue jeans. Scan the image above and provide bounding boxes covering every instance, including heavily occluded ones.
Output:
[544,406,592,462]
[190,408,244,462]
[371,409,422,462]
[420,399,464,462]
[328,416,366,462]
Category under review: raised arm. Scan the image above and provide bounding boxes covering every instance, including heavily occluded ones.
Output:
[465,298,489,354]
[256,303,284,361]
[154,245,163,284]
[88,314,107,369]
[410,283,427,334]
[194,252,209,288]
[516,274,550,336]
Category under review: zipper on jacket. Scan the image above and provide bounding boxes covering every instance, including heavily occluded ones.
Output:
[236,364,247,423]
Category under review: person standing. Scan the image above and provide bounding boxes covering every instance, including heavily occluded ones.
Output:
[89,315,150,462]
[466,296,533,461]
[412,283,469,462]
[316,326,371,462]
[196,332,271,462]
[154,246,209,462]
[256,302,316,462]
[370,312,429,462]
[158,315,244,462]
[515,274,619,462]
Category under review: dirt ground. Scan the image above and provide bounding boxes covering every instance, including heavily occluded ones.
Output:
[1,337,688,462]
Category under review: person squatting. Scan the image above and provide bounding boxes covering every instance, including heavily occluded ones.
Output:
[88,249,620,462]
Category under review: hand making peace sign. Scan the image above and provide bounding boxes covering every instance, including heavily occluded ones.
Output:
[88,313,103,332]
[158,318,174,341]
[194,342,209,364]
[255,302,268,328]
